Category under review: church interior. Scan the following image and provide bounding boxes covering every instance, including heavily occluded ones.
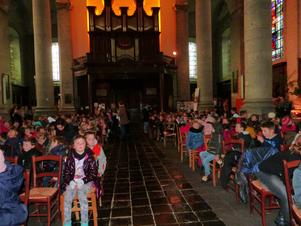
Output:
[1,1,301,226]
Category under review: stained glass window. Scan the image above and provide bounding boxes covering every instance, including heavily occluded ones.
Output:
[189,42,197,79]
[272,0,284,61]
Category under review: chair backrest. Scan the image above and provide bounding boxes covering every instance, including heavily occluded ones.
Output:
[283,160,301,225]
[5,156,18,164]
[22,170,30,206]
[180,131,187,144]
[165,122,176,131]
[222,138,245,154]
[204,134,212,150]
[32,155,62,189]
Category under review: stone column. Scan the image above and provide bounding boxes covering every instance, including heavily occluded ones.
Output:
[32,0,55,115]
[0,0,11,115]
[57,0,75,113]
[195,0,213,109]
[159,73,164,112]
[175,0,190,101]
[227,0,244,108]
[243,0,273,114]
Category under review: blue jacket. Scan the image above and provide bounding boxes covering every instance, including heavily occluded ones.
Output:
[0,163,28,226]
[186,127,204,151]
[262,134,283,150]
[240,146,279,174]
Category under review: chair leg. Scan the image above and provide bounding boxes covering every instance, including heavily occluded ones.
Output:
[92,194,98,226]
[180,147,183,162]
[192,154,195,171]
[212,165,217,187]
[164,137,166,147]
[235,185,240,202]
[261,195,267,226]
[60,196,64,226]
[47,200,51,226]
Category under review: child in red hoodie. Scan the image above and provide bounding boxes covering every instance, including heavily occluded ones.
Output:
[85,131,107,177]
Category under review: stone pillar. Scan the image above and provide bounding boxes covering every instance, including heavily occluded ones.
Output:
[175,0,190,101]
[227,0,244,108]
[0,0,11,115]
[32,0,55,115]
[57,0,75,113]
[195,0,213,109]
[243,0,273,115]
[159,73,164,112]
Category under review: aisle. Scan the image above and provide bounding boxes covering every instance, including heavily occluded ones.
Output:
[98,132,225,226]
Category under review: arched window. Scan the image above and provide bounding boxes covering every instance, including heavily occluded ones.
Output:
[9,28,22,85]
[189,42,197,80]
[52,42,60,81]
[272,0,284,61]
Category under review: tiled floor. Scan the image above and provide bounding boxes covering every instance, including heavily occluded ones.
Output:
[97,134,225,226]
[28,126,278,226]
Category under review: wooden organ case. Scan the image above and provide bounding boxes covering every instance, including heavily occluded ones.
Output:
[73,0,176,115]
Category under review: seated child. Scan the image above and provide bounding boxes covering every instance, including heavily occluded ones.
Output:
[43,136,67,186]
[200,121,223,182]
[85,131,107,198]
[236,121,283,203]
[85,131,107,177]
[62,135,98,226]
[220,122,253,188]
[4,128,21,157]
[18,137,42,170]
[186,120,204,159]
[255,135,301,226]
[0,149,28,225]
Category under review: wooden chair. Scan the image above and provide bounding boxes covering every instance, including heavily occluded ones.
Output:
[283,160,301,226]
[60,187,98,226]
[24,155,62,226]
[5,156,18,164]
[19,170,30,226]
[249,177,280,226]
[211,138,244,188]
[189,150,199,171]
[163,122,177,147]
[189,135,211,171]
[178,130,188,162]
[21,170,31,206]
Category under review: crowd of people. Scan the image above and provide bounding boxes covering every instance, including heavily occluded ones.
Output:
[142,106,301,226]
[1,102,301,226]
[0,103,131,226]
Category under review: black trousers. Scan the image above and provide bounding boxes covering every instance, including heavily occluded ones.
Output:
[220,151,241,188]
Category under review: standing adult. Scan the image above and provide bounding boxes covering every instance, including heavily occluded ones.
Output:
[142,105,150,134]
[118,103,129,140]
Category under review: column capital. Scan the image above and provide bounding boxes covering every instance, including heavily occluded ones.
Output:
[0,0,9,14]
[56,0,71,10]
[175,3,188,12]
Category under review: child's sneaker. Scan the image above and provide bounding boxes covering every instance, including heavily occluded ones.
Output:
[217,159,224,167]
[201,175,209,182]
